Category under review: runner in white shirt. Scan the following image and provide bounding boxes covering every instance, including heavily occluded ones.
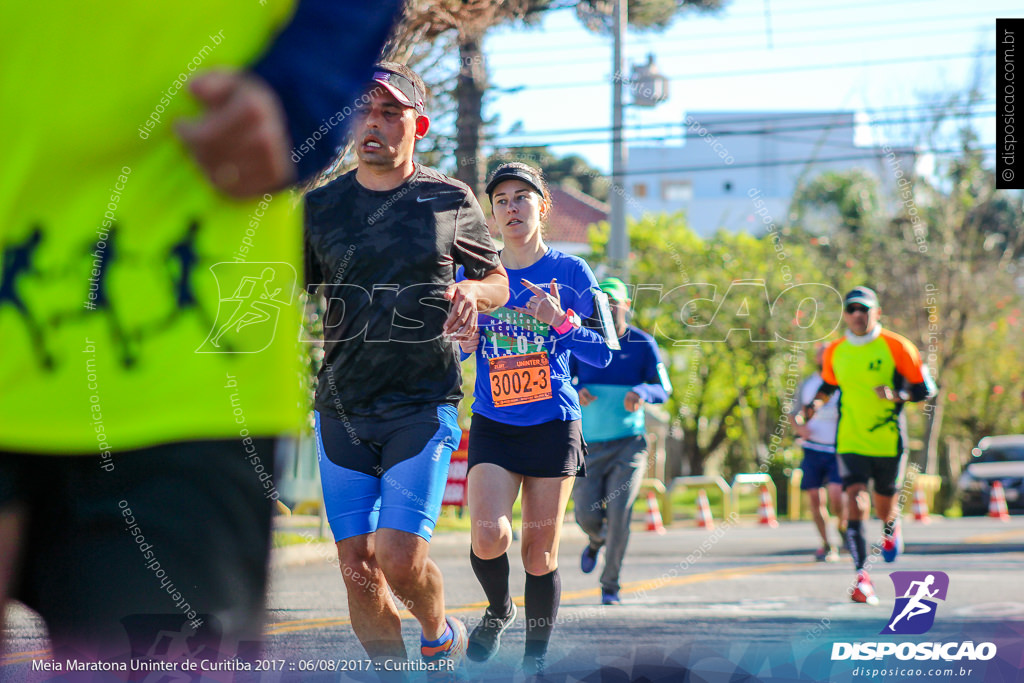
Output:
[788,345,847,562]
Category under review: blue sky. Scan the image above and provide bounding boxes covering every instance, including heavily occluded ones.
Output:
[480,0,1013,172]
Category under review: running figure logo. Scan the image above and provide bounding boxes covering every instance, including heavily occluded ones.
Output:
[197,262,295,353]
[882,571,949,635]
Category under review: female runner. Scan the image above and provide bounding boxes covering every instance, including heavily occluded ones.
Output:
[458,162,613,674]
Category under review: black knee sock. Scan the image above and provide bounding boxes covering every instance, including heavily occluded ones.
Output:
[470,549,512,616]
[846,520,867,571]
[524,569,560,658]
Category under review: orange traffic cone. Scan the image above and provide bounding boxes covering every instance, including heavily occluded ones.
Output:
[757,485,778,528]
[645,491,666,534]
[912,488,931,524]
[988,481,1010,522]
[696,489,715,530]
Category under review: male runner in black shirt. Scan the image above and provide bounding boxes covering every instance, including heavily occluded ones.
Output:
[305,62,508,671]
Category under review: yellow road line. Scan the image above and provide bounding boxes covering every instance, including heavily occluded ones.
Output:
[265,562,813,636]
[0,649,51,666]
[963,528,1024,544]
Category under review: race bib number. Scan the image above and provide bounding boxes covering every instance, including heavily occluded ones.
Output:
[488,352,551,407]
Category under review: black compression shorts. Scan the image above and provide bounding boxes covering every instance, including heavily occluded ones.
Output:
[468,414,586,479]
[1,439,277,660]
[838,452,906,497]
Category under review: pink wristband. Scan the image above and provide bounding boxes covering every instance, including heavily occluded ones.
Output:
[552,309,578,335]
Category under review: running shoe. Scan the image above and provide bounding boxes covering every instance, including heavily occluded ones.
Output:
[815,545,840,562]
[881,522,903,563]
[580,544,600,574]
[467,603,517,662]
[522,653,546,677]
[850,570,879,606]
[601,589,621,605]
[421,616,468,676]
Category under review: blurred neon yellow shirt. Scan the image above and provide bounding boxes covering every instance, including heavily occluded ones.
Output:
[0,3,306,454]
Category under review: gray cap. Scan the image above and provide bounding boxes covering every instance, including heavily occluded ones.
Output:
[844,286,879,309]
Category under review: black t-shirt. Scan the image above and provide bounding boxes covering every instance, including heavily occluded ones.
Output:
[305,165,500,419]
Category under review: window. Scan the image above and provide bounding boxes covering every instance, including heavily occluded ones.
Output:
[633,183,648,198]
[662,180,693,202]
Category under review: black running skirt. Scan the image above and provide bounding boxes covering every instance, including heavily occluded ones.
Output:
[468,413,586,478]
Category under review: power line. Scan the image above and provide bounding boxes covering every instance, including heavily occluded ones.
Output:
[497,22,992,69]
[491,110,995,148]
[488,108,994,148]
[596,145,996,179]
[486,9,998,57]
[493,100,994,139]
[493,50,995,92]
[671,0,936,22]
[490,0,942,38]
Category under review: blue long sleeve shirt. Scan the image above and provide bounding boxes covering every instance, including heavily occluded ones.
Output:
[570,324,671,442]
[459,249,612,426]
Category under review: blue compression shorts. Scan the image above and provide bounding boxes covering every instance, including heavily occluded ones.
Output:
[315,404,460,542]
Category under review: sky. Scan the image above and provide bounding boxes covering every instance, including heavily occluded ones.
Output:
[478,0,1014,173]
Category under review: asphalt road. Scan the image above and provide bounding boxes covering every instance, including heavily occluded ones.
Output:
[4,516,1024,682]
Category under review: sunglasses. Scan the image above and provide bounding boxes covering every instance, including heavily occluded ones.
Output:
[845,304,870,314]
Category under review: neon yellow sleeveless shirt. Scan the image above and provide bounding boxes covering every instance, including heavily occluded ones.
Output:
[0,2,306,454]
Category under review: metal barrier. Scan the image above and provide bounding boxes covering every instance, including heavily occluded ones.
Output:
[730,473,776,519]
[666,475,731,524]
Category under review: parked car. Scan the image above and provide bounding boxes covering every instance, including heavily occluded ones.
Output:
[957,435,1024,516]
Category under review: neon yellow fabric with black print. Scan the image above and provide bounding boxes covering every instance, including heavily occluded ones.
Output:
[0,2,305,454]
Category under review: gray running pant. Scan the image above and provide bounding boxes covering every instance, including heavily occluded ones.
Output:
[572,434,648,592]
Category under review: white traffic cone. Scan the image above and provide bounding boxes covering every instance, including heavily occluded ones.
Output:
[912,487,931,524]
[988,481,1010,522]
[757,485,778,528]
[645,491,666,534]
[696,489,715,530]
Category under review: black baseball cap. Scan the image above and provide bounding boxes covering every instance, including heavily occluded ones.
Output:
[485,165,545,199]
[368,66,425,114]
[844,286,879,309]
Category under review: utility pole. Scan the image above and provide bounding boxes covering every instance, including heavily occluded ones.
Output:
[609,0,629,278]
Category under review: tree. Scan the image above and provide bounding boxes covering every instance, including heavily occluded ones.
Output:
[790,94,1024,507]
[394,0,726,198]
[392,1,556,196]
[311,1,726,194]
[575,0,726,33]
[588,213,834,477]
[486,146,610,200]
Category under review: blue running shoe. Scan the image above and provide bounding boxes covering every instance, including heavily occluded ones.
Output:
[421,616,467,680]
[601,589,621,605]
[882,522,902,563]
[580,545,600,574]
